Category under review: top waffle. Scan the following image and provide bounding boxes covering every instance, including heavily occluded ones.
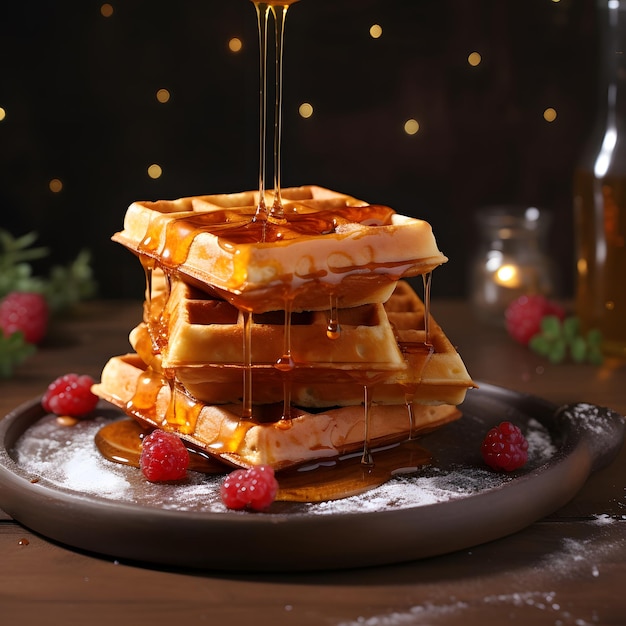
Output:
[113,185,448,313]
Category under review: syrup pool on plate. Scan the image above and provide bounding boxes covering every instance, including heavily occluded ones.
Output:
[95,417,433,503]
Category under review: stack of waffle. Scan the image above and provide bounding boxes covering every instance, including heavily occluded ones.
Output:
[94,186,474,469]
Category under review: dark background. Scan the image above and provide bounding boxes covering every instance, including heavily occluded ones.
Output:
[0,0,599,300]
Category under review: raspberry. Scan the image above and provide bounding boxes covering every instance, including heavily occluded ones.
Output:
[505,295,565,346]
[220,465,278,512]
[42,373,99,417]
[481,421,529,471]
[139,430,189,482]
[0,291,49,344]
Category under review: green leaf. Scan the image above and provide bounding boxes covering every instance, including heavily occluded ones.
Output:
[570,336,587,363]
[0,331,37,379]
[587,346,604,366]
[524,312,605,367]
[0,230,49,270]
[547,339,567,364]
[540,315,562,340]
[529,334,552,357]
[562,316,580,343]
[43,249,98,312]
[587,328,603,347]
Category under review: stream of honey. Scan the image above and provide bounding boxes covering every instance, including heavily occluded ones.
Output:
[95,0,438,501]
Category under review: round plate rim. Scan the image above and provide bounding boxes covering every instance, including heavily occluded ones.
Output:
[0,383,622,571]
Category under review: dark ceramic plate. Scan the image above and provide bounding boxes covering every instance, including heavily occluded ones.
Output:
[0,383,623,572]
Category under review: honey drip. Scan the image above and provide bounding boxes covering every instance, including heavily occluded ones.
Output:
[269,2,289,219]
[360,385,374,466]
[166,384,202,435]
[126,369,165,423]
[327,292,340,339]
[253,1,270,224]
[422,271,432,345]
[405,393,416,439]
[274,299,295,419]
[242,309,253,419]
[398,341,435,439]
[252,1,299,226]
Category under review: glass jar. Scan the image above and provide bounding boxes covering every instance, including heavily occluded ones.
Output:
[470,206,556,326]
[574,0,626,358]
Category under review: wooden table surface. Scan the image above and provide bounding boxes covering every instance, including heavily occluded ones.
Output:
[1,299,625,626]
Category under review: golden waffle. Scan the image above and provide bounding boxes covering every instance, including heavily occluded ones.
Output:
[372,280,475,406]
[93,353,462,470]
[113,185,448,312]
[92,278,472,468]
[95,185,474,470]
[128,277,474,407]
[155,279,405,369]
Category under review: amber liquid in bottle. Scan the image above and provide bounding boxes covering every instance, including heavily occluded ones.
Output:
[574,1,626,358]
[574,171,626,356]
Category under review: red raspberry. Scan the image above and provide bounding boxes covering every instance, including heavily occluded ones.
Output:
[481,421,529,471]
[140,430,189,482]
[220,465,278,512]
[0,291,49,344]
[504,295,565,346]
[42,373,99,417]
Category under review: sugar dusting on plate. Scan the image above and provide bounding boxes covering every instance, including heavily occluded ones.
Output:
[12,413,557,515]
[335,517,625,626]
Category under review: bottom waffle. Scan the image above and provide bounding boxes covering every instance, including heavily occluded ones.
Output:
[93,353,461,470]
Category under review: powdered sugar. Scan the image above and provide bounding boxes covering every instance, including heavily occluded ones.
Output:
[525,420,557,462]
[559,402,624,437]
[338,592,598,626]
[14,415,226,511]
[337,529,626,626]
[12,412,556,515]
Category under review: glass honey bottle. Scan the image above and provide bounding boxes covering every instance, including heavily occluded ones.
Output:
[574,0,626,358]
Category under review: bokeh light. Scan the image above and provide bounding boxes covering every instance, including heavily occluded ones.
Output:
[543,107,557,122]
[369,24,382,39]
[468,52,482,67]
[229,38,243,52]
[299,102,314,119]
[156,88,170,103]
[404,119,420,135]
[49,178,63,193]
[147,164,163,179]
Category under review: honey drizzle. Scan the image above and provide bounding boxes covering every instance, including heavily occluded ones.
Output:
[405,394,416,439]
[402,345,435,439]
[126,368,166,426]
[141,259,163,355]
[166,383,202,435]
[274,298,295,419]
[327,292,340,339]
[361,385,374,466]
[269,2,289,220]
[252,1,299,226]
[422,271,432,345]
[397,272,435,438]
[252,0,298,418]
[242,309,254,419]
[253,1,270,224]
